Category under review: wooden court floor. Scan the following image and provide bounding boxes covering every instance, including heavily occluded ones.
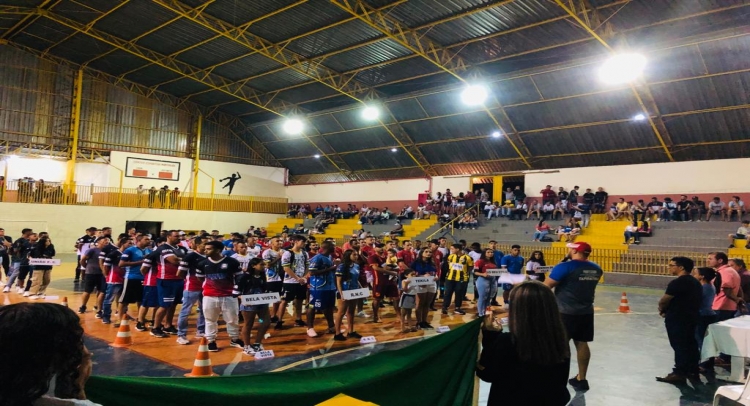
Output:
[1,260,480,375]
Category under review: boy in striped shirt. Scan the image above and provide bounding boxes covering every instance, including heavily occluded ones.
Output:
[176,237,207,345]
[442,244,473,315]
[100,236,131,325]
[138,240,163,332]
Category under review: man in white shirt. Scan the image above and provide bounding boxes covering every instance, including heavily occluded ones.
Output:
[727,196,746,222]
[543,201,555,221]
[485,202,498,219]
[707,197,726,221]
[728,220,750,249]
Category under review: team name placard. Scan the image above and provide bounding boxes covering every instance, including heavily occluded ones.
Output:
[240,292,280,305]
[255,350,275,359]
[408,276,435,286]
[29,259,61,266]
[342,288,370,300]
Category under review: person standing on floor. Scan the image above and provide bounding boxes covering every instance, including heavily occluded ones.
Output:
[100,236,130,324]
[474,248,499,317]
[656,256,702,383]
[74,227,97,284]
[175,237,207,345]
[306,241,339,337]
[118,234,152,329]
[150,230,187,338]
[545,241,602,392]
[500,245,524,305]
[236,258,271,355]
[0,228,12,285]
[276,234,309,329]
[196,240,244,352]
[26,236,55,299]
[692,267,716,362]
[443,244,473,315]
[4,229,34,294]
[78,237,109,316]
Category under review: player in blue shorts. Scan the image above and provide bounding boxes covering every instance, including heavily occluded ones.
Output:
[306,242,339,338]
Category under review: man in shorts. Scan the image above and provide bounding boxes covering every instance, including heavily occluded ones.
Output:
[368,243,400,323]
[545,241,602,392]
[151,230,187,338]
[138,241,162,331]
[100,236,131,325]
[118,234,152,330]
[306,242,339,337]
[79,237,109,316]
[263,237,284,326]
[176,237,207,345]
[277,235,309,329]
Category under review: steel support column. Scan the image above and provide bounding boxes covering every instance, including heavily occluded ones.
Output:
[192,114,202,209]
[65,69,83,191]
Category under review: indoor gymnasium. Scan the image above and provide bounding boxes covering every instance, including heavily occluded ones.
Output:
[0,1,749,405]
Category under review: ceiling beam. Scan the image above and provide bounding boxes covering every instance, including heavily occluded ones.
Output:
[153,0,438,176]
[553,0,675,162]
[35,8,353,179]
[0,0,57,41]
[329,0,533,169]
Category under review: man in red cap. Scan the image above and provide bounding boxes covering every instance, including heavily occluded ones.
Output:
[545,241,603,392]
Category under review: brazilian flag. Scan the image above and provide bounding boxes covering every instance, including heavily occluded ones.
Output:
[87,320,481,406]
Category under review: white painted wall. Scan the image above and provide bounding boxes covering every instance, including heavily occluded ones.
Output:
[285,178,430,203]
[431,176,473,196]
[198,160,285,197]
[0,203,281,252]
[524,158,750,196]
[0,156,67,182]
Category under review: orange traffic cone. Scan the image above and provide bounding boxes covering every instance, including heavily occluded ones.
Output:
[110,319,133,348]
[618,292,631,313]
[185,337,218,377]
[61,297,68,308]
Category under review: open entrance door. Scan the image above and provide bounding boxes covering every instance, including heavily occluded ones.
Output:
[470,175,525,205]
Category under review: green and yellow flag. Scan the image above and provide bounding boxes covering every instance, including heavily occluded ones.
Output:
[86,320,481,406]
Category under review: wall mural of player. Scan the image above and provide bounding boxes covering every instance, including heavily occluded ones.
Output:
[220,172,242,195]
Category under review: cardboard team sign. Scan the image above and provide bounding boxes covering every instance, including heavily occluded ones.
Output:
[408,276,435,286]
[342,288,371,300]
[29,258,61,266]
[240,292,280,306]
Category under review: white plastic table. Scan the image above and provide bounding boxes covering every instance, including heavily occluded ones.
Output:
[702,315,750,382]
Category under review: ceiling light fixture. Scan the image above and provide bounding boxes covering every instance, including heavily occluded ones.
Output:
[460,84,489,106]
[599,53,647,85]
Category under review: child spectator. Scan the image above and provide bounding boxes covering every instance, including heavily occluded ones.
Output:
[501,200,514,218]
[624,221,640,245]
[693,267,716,358]
[399,269,418,332]
[727,220,750,249]
[236,258,271,355]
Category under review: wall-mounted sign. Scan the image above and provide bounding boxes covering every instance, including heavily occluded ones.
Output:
[125,157,180,181]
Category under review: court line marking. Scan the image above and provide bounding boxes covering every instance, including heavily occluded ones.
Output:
[222,352,244,376]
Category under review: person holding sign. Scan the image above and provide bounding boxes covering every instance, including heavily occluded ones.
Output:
[399,269,418,332]
[368,243,400,324]
[334,249,365,341]
[196,241,244,352]
[236,258,272,355]
[443,244,473,315]
[26,236,56,299]
[526,251,547,283]
[544,242,603,392]
[410,249,437,329]
[277,235,309,330]
[306,242,339,338]
[474,248,499,317]
[500,245,524,305]
[262,238,285,327]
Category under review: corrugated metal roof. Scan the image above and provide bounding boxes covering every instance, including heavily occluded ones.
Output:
[522,121,659,156]
[286,19,383,58]
[419,137,520,163]
[96,0,178,42]
[341,148,416,171]
[87,50,150,76]
[157,78,209,98]
[176,37,251,69]
[265,137,321,159]
[211,53,284,81]
[399,111,499,143]
[665,110,750,145]
[46,34,113,65]
[323,127,397,153]
[137,18,216,56]
[283,156,340,175]
[247,0,349,44]
[322,40,412,72]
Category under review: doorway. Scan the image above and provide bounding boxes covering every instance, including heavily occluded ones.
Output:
[125,221,162,238]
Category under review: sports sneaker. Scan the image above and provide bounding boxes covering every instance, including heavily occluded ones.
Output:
[356,311,368,318]
[420,322,434,329]
[163,326,178,335]
[333,333,346,341]
[135,322,147,332]
[22,291,30,297]
[2,286,9,293]
[347,331,362,339]
[568,376,590,391]
[243,345,256,355]
[95,311,103,319]
[176,336,190,345]
[195,331,205,338]
[29,295,40,300]
[274,321,284,330]
[455,309,466,315]
[207,341,219,352]
[251,344,264,353]
[307,328,318,338]
[78,305,86,314]
[441,309,448,315]
[270,316,279,323]
[101,319,111,325]
[16,287,24,294]
[229,338,245,348]
[150,328,168,338]
[294,319,306,327]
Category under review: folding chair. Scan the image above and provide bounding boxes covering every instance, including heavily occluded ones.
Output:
[714,377,750,406]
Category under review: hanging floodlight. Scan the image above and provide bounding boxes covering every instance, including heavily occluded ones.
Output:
[599,53,647,85]
[282,118,304,135]
[391,148,398,152]
[361,105,380,121]
[460,84,489,106]
[491,131,502,138]
[313,154,321,158]
[633,113,646,121]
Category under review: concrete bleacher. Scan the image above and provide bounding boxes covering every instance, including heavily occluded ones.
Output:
[411,212,750,289]
[265,216,437,244]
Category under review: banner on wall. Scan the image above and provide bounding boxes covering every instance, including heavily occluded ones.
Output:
[86,320,481,406]
[125,157,181,181]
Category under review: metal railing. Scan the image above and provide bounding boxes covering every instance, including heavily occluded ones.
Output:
[0,180,287,214]
[425,206,480,241]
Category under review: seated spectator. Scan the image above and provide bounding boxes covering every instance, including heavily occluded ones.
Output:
[485,201,499,219]
[324,205,332,216]
[542,201,555,220]
[552,200,566,221]
[728,220,750,249]
[293,223,305,234]
[727,196,746,222]
[632,200,646,223]
[396,205,409,221]
[593,187,608,214]
[646,197,661,220]
[501,200,514,218]
[381,207,391,223]
[298,205,309,218]
[659,197,676,222]
[706,197,726,221]
[532,220,551,242]
[638,220,652,237]
[287,204,299,218]
[416,203,426,218]
[332,205,343,219]
[457,213,478,230]
[556,219,580,242]
[527,200,541,220]
[615,199,630,221]
[282,225,289,234]
[624,221,641,245]
[359,205,369,219]
[513,186,526,204]
[368,209,383,225]
[314,204,324,214]
[606,202,618,221]
[676,195,692,222]
[405,205,414,219]
[259,227,268,238]
[690,196,705,222]
[0,303,98,406]
[390,221,405,237]
[422,203,434,219]
[511,202,528,220]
